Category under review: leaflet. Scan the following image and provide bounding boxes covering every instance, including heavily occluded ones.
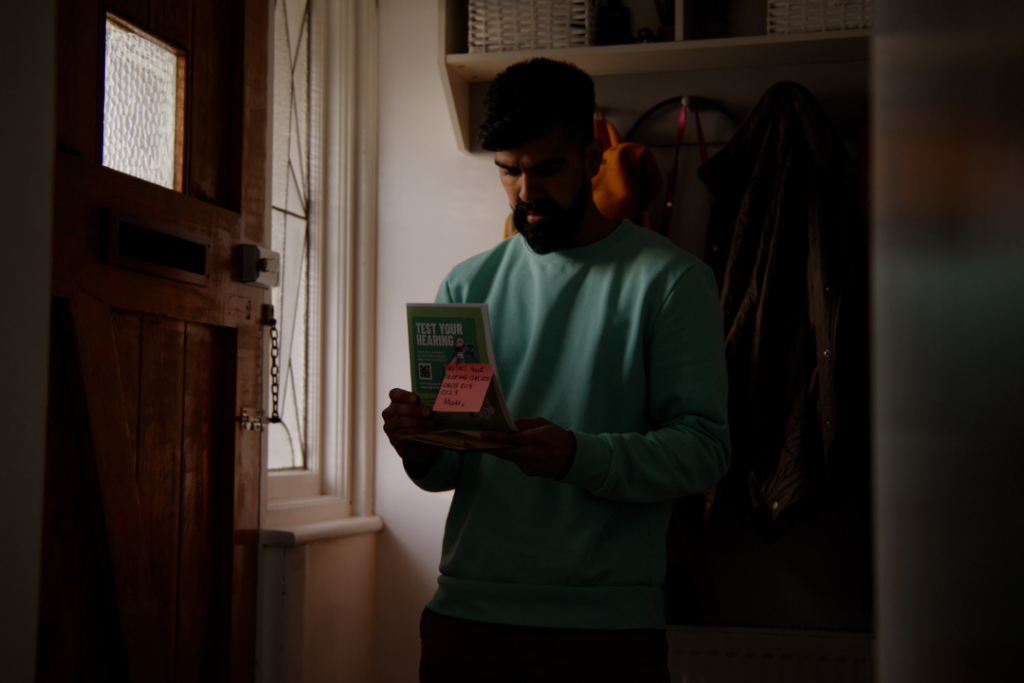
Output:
[405,303,516,451]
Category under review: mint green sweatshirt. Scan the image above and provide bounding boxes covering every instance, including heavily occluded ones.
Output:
[407,221,730,630]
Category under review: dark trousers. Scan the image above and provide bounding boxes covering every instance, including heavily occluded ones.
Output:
[419,608,671,682]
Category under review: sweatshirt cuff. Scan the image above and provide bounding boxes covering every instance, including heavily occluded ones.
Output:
[559,431,611,491]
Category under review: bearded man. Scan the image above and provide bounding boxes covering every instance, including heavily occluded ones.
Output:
[382,58,731,682]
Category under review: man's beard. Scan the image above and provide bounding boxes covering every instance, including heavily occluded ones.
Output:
[512,176,590,254]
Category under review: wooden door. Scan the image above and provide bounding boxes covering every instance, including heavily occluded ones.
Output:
[37,1,270,681]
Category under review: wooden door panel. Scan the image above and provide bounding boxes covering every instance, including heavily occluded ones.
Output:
[239,0,271,246]
[73,519,128,683]
[39,295,163,683]
[62,299,134,683]
[189,0,244,210]
[111,310,143,470]
[56,0,101,162]
[137,314,187,668]
[66,291,168,681]
[150,2,193,54]
[177,321,236,682]
[41,292,251,682]
[106,0,149,28]
[229,321,262,683]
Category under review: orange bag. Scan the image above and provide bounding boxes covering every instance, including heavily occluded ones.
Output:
[591,117,662,228]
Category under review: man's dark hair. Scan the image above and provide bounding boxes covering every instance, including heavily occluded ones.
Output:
[478,58,595,152]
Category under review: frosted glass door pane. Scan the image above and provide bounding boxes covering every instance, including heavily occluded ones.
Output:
[103,19,180,189]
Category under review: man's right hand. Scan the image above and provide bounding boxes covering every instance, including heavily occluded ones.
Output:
[381,388,440,468]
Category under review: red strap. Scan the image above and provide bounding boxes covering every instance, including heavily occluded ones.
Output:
[661,100,714,234]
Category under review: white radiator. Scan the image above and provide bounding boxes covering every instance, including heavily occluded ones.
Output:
[667,626,873,682]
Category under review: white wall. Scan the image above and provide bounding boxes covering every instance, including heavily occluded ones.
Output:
[372,1,508,680]
[0,3,55,681]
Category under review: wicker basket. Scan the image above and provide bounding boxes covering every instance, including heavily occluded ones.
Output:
[767,0,874,33]
[468,0,597,53]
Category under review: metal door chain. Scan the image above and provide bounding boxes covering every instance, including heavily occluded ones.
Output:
[268,325,282,423]
[266,305,282,424]
[239,300,285,431]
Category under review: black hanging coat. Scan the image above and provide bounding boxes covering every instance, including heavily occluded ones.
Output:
[698,82,864,534]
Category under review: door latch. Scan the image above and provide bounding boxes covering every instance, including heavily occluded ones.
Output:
[239,245,280,288]
[239,407,269,431]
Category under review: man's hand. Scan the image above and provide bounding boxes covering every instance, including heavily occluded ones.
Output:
[480,417,576,479]
[381,388,439,467]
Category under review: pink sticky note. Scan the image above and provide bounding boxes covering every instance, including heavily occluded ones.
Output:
[433,364,493,413]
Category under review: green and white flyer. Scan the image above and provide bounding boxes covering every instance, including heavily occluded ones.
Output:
[405,303,516,450]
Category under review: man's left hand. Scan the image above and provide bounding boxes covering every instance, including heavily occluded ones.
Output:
[480,418,576,479]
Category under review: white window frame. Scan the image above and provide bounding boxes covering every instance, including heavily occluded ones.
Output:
[261,0,378,529]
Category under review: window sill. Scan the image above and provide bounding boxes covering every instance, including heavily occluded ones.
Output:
[267,468,320,500]
[260,515,384,546]
[263,488,351,529]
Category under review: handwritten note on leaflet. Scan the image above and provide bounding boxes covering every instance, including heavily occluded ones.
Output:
[432,364,493,413]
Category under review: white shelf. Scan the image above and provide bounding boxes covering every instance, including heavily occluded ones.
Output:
[449,29,872,82]
[437,0,871,151]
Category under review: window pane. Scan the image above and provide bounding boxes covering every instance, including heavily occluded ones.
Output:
[103,18,180,189]
[268,0,312,471]
[268,209,309,469]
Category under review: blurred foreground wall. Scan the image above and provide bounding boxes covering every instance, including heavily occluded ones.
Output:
[873,1,1024,680]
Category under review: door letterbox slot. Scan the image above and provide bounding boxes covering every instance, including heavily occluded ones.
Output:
[106,209,211,286]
